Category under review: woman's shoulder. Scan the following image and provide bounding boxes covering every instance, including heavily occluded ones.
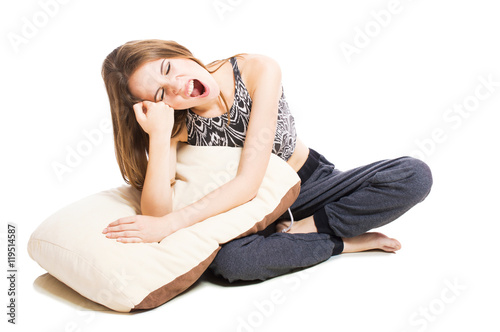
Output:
[207,53,279,71]
[235,54,282,94]
[235,54,280,73]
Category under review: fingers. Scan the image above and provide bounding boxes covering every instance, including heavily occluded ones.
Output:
[162,103,174,112]
[102,217,138,235]
[104,216,136,229]
[103,226,143,243]
[133,102,147,124]
[133,101,159,119]
[133,101,163,112]
[116,237,143,244]
[106,230,139,240]
[105,230,135,238]
[103,226,138,236]
[102,215,169,244]
[108,231,143,243]
[132,101,144,112]
[102,216,146,243]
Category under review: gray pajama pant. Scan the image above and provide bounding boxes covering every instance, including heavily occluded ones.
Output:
[209,149,433,282]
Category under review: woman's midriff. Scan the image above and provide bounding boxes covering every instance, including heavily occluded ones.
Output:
[287,138,309,173]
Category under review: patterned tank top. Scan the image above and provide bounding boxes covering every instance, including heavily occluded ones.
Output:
[186,57,297,161]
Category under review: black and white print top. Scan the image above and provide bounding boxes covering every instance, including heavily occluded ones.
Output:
[186,57,297,161]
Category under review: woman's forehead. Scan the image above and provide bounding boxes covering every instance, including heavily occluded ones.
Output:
[128,60,163,100]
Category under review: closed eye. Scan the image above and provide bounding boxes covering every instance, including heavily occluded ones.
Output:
[160,62,171,100]
[165,61,171,76]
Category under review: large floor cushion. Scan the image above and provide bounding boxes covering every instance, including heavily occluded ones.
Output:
[28,144,300,312]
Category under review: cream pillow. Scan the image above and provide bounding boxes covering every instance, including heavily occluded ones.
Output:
[28,144,300,312]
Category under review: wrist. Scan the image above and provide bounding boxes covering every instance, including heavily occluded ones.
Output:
[161,211,183,233]
[150,131,171,143]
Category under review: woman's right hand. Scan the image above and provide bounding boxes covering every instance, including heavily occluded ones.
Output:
[133,101,175,137]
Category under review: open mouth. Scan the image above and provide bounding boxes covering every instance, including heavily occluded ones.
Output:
[188,79,207,98]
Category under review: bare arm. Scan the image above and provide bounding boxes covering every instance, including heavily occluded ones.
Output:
[140,136,178,216]
[132,101,177,216]
[169,54,282,229]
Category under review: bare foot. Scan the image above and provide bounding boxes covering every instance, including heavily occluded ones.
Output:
[342,232,401,253]
[276,216,318,234]
[276,219,401,254]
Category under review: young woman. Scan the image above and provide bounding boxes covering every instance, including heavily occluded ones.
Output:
[101,39,432,282]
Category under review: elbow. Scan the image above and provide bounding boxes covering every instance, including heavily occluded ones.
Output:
[233,173,263,204]
[141,207,160,217]
[140,190,173,217]
[142,209,170,218]
[238,179,260,203]
[249,184,260,200]
[245,189,258,202]
[140,202,171,217]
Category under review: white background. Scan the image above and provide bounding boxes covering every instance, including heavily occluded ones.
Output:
[1,0,499,331]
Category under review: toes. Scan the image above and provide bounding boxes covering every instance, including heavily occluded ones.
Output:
[390,238,402,250]
[383,240,401,252]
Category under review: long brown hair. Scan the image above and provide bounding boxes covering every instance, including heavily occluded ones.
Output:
[101,39,233,190]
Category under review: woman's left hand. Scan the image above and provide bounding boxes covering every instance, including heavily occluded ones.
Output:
[102,214,178,243]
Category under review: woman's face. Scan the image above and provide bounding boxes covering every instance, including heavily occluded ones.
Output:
[128,58,220,110]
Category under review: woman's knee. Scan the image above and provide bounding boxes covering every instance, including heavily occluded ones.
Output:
[209,239,263,282]
[399,156,433,202]
[210,247,244,282]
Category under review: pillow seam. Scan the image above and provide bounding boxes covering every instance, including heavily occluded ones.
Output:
[29,238,136,310]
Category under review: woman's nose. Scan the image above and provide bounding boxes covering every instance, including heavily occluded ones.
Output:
[165,78,181,95]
